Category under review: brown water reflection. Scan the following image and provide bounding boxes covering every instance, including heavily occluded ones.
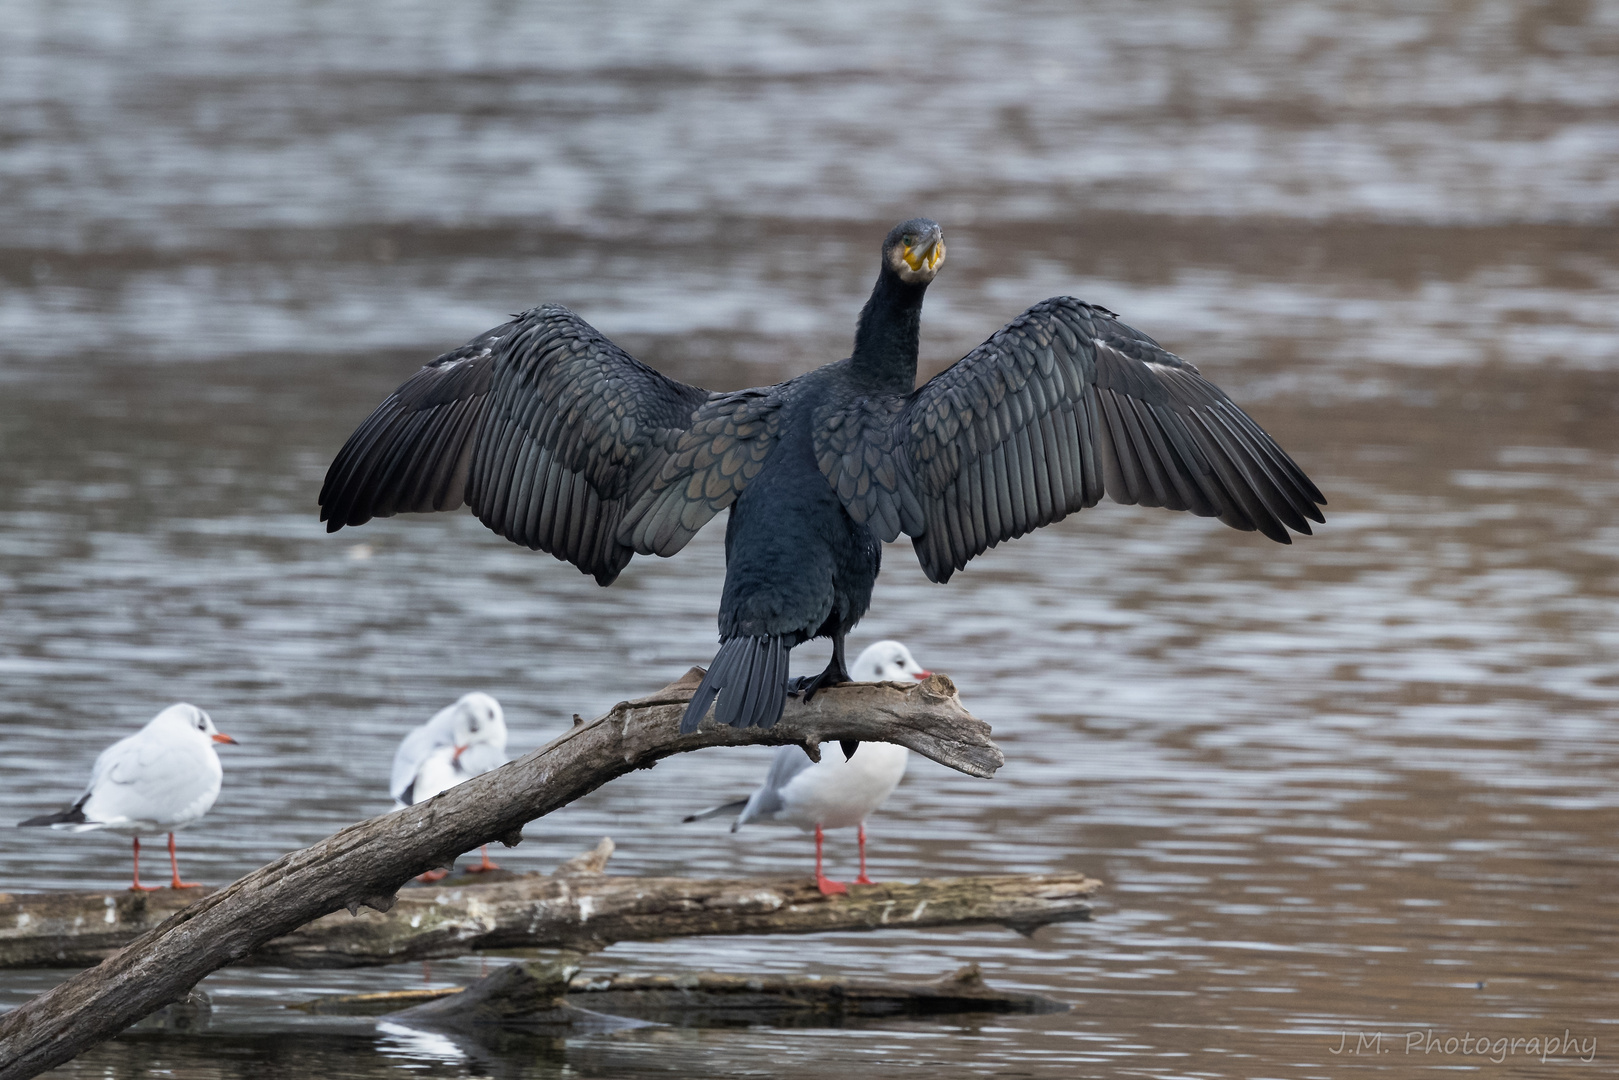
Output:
[2,1,1617,1077]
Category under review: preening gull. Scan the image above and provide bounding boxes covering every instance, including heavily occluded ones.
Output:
[19,703,237,891]
[684,640,929,894]
[392,692,508,879]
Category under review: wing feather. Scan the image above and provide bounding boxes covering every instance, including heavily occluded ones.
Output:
[875,297,1324,582]
[620,388,785,557]
[322,306,785,585]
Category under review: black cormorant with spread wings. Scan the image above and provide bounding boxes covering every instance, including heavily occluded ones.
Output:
[320,219,1325,736]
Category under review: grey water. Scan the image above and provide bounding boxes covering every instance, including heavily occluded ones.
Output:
[2,1,1617,1076]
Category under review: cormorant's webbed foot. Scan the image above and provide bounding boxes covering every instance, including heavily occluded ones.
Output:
[791,657,852,703]
[790,652,860,757]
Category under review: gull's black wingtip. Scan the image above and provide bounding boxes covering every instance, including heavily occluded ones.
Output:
[19,804,86,828]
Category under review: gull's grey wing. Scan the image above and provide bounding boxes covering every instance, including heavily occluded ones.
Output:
[823,296,1325,583]
[90,731,216,825]
[734,744,817,827]
[321,306,781,585]
[389,723,445,805]
[100,731,179,788]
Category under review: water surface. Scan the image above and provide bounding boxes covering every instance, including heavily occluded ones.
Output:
[2,2,1616,1076]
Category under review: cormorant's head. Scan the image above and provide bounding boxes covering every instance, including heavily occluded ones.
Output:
[882,218,945,285]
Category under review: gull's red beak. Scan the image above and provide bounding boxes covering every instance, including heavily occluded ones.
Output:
[212,733,238,745]
[913,670,931,679]
[453,744,468,761]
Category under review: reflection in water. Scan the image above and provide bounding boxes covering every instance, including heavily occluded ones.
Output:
[1,1,1617,1077]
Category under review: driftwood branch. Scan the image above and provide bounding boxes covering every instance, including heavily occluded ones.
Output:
[1,850,1098,969]
[0,671,999,1080]
[313,957,1067,1033]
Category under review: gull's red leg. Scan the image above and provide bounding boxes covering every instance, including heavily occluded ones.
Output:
[855,822,874,886]
[814,824,847,896]
[465,845,501,873]
[168,832,202,889]
[129,837,159,892]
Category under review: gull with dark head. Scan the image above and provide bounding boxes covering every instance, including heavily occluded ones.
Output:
[392,692,509,879]
[684,640,929,895]
[19,703,237,891]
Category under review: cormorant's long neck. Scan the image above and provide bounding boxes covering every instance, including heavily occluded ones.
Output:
[850,269,928,392]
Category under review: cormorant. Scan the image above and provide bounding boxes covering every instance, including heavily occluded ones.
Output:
[320,219,1325,736]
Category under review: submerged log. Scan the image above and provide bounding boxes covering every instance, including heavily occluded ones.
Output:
[0,671,1001,1080]
[384,956,646,1033]
[566,962,1068,1023]
[336,958,1067,1031]
[0,838,1100,969]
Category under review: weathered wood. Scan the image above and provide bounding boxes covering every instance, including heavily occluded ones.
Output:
[0,839,601,970]
[0,671,999,1080]
[311,959,1067,1028]
[1,856,1099,969]
[385,956,648,1033]
[567,963,1069,1022]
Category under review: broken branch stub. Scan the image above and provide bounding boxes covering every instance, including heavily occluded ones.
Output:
[0,671,1001,1080]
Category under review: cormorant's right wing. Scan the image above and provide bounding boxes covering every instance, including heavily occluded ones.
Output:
[321,306,782,585]
[896,297,1326,582]
[818,297,1325,583]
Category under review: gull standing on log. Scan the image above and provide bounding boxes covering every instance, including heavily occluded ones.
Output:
[684,640,929,894]
[391,692,508,879]
[321,218,1324,738]
[18,704,237,891]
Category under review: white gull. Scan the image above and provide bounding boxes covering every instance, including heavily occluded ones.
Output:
[19,703,236,891]
[391,692,508,878]
[685,640,929,894]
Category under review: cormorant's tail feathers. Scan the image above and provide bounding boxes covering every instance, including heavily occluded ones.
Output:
[680,635,790,733]
[681,797,749,824]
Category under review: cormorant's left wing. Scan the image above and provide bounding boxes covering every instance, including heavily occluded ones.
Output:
[321,306,781,586]
[819,297,1325,583]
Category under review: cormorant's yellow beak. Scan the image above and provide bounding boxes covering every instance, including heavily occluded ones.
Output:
[902,237,946,273]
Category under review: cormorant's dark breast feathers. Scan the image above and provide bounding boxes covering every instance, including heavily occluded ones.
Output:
[816,296,1326,583]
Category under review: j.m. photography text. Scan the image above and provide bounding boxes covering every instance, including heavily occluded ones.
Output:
[1327,1029,1596,1064]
